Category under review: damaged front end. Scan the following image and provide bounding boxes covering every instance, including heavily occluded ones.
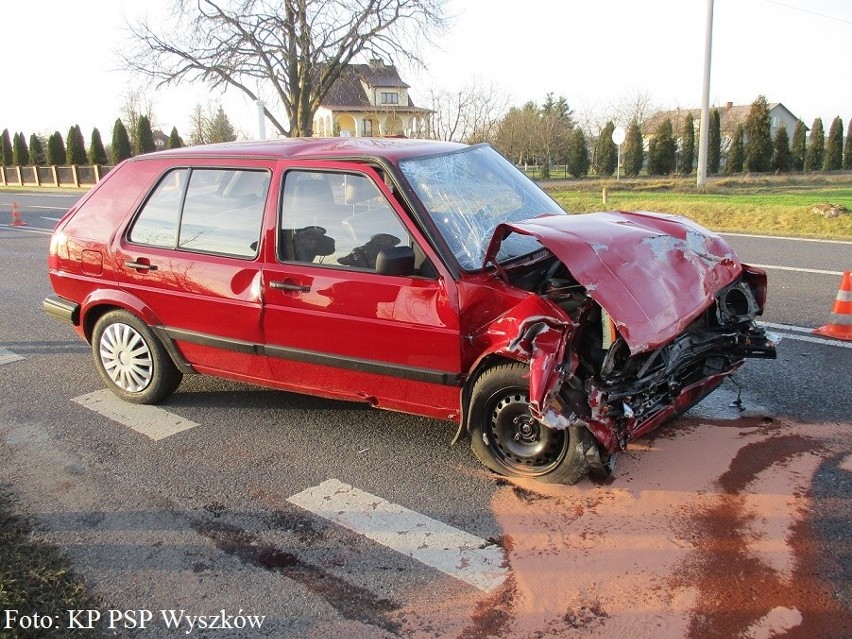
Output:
[479,212,778,467]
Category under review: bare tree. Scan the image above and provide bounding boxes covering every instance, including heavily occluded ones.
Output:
[611,89,657,128]
[428,80,509,143]
[121,86,157,137]
[123,0,448,137]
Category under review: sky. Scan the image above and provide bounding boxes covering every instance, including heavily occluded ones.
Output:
[1,0,850,141]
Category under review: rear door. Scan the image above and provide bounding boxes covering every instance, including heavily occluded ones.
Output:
[113,160,275,381]
[260,162,464,420]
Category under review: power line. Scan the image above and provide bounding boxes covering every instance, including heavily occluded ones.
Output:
[761,0,852,25]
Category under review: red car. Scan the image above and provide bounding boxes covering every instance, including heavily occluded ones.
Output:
[44,138,776,483]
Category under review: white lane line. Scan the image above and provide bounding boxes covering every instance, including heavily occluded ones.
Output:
[72,390,199,441]
[759,322,852,349]
[749,263,845,276]
[287,479,508,592]
[0,348,25,366]
[721,232,852,246]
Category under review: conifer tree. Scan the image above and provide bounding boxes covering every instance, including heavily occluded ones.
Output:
[844,120,852,170]
[12,133,29,166]
[209,106,237,143]
[804,118,824,171]
[678,112,695,175]
[111,119,133,163]
[744,95,773,173]
[823,116,843,171]
[88,129,108,165]
[648,119,676,175]
[708,108,721,174]
[771,124,790,173]
[134,115,157,154]
[726,124,744,173]
[790,120,806,171]
[28,134,46,165]
[66,125,88,165]
[47,131,66,165]
[167,127,184,149]
[0,129,12,166]
[567,128,590,178]
[623,119,644,177]
[594,121,617,177]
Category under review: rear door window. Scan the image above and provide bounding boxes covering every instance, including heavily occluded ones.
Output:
[129,168,270,258]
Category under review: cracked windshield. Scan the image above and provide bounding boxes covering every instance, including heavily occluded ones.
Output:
[399,145,565,270]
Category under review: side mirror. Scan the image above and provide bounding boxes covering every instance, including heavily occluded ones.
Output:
[375,246,415,276]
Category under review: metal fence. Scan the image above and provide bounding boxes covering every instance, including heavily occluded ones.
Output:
[0,164,112,188]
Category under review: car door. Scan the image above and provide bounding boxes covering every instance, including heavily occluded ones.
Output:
[260,162,464,420]
[113,161,275,382]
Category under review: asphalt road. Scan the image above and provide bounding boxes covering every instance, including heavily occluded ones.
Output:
[1,191,851,637]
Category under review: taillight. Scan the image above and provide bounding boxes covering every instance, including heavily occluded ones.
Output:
[49,231,70,260]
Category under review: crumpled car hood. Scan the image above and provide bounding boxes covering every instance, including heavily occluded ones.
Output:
[484,211,743,353]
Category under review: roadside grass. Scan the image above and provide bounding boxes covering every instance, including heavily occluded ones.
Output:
[0,486,103,638]
[544,172,852,240]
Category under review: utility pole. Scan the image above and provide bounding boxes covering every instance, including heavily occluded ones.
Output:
[256,100,267,140]
[697,0,714,187]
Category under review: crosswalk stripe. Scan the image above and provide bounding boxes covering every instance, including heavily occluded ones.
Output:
[0,348,25,366]
[72,390,199,441]
[288,479,508,592]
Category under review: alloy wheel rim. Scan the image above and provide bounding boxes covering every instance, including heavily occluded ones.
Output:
[99,323,153,392]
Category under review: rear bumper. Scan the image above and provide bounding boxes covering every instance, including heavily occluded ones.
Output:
[43,295,80,325]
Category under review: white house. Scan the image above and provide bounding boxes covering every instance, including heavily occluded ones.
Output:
[312,59,432,138]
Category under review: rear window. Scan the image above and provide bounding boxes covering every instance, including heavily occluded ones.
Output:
[128,168,270,258]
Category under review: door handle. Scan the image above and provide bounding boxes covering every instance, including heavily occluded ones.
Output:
[125,260,158,271]
[270,280,310,292]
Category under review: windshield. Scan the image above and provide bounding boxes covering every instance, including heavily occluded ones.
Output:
[398,145,566,270]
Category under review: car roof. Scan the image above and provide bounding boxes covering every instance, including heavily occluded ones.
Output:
[137,137,467,163]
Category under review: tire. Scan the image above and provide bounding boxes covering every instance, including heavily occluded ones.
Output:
[469,362,592,484]
[91,310,182,404]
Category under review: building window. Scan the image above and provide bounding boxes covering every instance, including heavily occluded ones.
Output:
[380,92,399,105]
[362,119,373,136]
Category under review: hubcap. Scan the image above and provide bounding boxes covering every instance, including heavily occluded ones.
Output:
[488,391,566,474]
[99,323,153,392]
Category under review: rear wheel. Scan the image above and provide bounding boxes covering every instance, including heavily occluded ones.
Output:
[469,362,591,484]
[91,310,182,404]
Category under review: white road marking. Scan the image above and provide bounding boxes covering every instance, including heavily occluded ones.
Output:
[749,263,845,276]
[759,322,852,349]
[721,232,852,246]
[287,478,508,592]
[0,348,25,366]
[72,390,199,441]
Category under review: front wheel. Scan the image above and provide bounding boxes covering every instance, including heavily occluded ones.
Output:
[469,362,592,484]
[91,310,182,404]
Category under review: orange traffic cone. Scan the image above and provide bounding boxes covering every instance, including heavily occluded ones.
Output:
[10,202,26,227]
[814,271,852,341]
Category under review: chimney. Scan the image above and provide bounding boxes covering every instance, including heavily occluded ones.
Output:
[725,101,733,109]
